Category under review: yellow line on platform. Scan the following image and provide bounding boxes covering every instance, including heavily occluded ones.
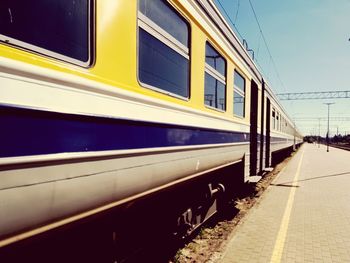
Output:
[270,149,304,263]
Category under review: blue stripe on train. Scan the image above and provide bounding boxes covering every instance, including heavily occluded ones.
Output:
[0,105,250,158]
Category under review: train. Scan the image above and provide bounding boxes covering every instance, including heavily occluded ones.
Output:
[0,0,303,249]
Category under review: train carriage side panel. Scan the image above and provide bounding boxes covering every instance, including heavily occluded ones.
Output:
[0,0,255,246]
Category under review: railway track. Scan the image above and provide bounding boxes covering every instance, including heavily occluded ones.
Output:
[330,143,350,151]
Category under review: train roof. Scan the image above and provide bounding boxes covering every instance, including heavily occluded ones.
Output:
[191,0,302,135]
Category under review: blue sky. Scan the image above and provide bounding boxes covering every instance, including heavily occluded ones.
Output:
[215,0,350,136]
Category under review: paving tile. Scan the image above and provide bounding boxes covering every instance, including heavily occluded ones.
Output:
[218,144,350,263]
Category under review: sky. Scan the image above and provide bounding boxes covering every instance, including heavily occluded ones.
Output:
[214,0,350,136]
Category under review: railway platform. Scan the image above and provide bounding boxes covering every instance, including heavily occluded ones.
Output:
[219,143,350,263]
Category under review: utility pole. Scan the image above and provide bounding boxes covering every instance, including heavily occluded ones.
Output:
[324,102,335,152]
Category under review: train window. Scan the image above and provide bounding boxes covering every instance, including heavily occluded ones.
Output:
[205,42,226,76]
[139,0,188,46]
[272,108,276,130]
[233,71,245,117]
[204,42,226,111]
[138,0,190,98]
[0,0,92,66]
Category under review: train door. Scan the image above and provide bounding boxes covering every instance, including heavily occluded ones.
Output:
[265,97,271,167]
[250,80,258,176]
[259,80,265,173]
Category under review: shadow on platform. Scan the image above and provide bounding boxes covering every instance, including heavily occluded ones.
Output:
[271,171,350,188]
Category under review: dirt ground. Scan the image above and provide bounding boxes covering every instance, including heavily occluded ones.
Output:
[171,154,294,263]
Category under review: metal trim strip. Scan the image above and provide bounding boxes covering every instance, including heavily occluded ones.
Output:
[0,105,250,159]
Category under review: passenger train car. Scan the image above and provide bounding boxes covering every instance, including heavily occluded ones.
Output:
[0,0,303,248]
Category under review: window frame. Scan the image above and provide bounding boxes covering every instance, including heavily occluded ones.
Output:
[204,41,227,112]
[272,108,276,130]
[276,112,280,131]
[0,0,95,67]
[137,0,191,100]
[233,70,246,118]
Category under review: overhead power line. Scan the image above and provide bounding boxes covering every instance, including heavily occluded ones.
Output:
[216,0,244,40]
[233,0,240,24]
[294,117,350,121]
[247,0,286,92]
[277,90,350,100]
[216,0,287,92]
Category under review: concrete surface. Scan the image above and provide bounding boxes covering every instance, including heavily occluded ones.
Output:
[219,143,350,263]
